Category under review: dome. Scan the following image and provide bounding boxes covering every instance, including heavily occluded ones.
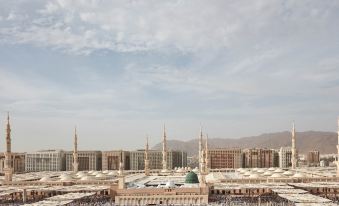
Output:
[80,175,94,181]
[192,167,199,173]
[60,175,73,181]
[243,171,251,176]
[283,171,294,176]
[185,171,199,184]
[95,173,106,178]
[271,173,284,178]
[40,176,53,182]
[249,173,260,178]
[108,171,118,176]
[263,171,273,176]
[165,180,175,188]
[274,168,284,173]
[257,169,265,173]
[268,167,275,171]
[293,173,305,178]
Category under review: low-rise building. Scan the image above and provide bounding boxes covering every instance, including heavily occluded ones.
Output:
[129,150,187,170]
[0,153,25,173]
[102,150,130,170]
[243,148,276,168]
[25,150,65,172]
[307,150,320,167]
[208,148,243,169]
[279,147,292,168]
[65,151,102,171]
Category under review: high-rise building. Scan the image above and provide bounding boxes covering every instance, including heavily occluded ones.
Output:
[102,151,130,170]
[279,147,292,168]
[129,150,187,170]
[307,150,320,167]
[65,151,102,171]
[0,153,25,173]
[243,148,276,168]
[25,150,65,172]
[208,148,243,169]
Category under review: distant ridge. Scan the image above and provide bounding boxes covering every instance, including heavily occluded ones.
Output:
[152,131,337,156]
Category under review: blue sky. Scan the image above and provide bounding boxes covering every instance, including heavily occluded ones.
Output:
[0,0,339,152]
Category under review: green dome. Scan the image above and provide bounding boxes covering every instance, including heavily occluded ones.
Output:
[185,171,199,184]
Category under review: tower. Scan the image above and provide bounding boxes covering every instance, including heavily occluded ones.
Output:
[73,127,79,173]
[291,122,297,170]
[199,126,204,173]
[336,117,339,177]
[144,136,150,176]
[4,112,13,182]
[118,150,125,189]
[161,124,168,172]
[205,135,209,172]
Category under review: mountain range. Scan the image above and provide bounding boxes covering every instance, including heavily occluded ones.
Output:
[152,131,337,156]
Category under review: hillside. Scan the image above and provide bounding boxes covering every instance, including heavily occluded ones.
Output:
[152,131,337,156]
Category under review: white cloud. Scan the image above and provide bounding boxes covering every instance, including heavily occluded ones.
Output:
[0,0,338,54]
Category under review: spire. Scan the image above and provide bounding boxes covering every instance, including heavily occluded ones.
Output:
[4,112,13,181]
[199,125,204,173]
[118,150,124,175]
[6,112,11,153]
[145,136,150,176]
[291,121,297,170]
[73,126,79,173]
[205,134,209,171]
[162,124,168,172]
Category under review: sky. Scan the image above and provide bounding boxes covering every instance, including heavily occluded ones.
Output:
[0,0,339,152]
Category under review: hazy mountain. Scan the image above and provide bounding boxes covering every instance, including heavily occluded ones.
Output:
[152,131,337,156]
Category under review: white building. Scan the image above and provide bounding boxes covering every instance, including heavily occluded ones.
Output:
[279,147,292,168]
[25,150,65,172]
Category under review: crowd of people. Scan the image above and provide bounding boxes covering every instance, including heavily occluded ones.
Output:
[209,194,289,206]
[66,194,112,206]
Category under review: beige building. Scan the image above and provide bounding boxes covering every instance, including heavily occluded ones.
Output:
[115,187,208,205]
[102,151,130,171]
[0,153,25,173]
[279,147,292,168]
[208,148,243,169]
[65,151,102,171]
[25,150,65,172]
[307,150,320,167]
[243,148,277,168]
[129,150,187,170]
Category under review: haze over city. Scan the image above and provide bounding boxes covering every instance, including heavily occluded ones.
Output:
[0,0,339,152]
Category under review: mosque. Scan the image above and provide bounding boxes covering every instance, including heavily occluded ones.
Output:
[1,114,339,205]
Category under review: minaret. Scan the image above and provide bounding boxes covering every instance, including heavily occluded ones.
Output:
[205,134,209,172]
[73,127,79,173]
[144,136,150,176]
[118,150,125,189]
[291,122,297,170]
[336,117,339,177]
[162,124,168,172]
[199,126,204,173]
[4,112,13,182]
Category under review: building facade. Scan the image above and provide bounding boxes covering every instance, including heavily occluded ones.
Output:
[208,148,243,169]
[65,151,102,171]
[129,150,187,170]
[25,150,65,172]
[243,148,276,168]
[0,153,25,173]
[279,147,292,168]
[102,151,130,171]
[307,150,320,167]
